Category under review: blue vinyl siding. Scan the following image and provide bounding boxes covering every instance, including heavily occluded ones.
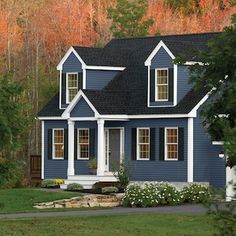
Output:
[150,47,173,69]
[62,52,83,72]
[106,118,188,182]
[193,111,225,188]
[70,98,95,117]
[74,121,97,175]
[177,66,193,103]
[86,70,118,90]
[61,52,83,108]
[44,121,68,179]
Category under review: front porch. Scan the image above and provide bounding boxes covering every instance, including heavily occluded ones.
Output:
[64,119,125,189]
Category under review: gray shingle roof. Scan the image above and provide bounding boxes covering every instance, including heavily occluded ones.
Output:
[38,32,219,117]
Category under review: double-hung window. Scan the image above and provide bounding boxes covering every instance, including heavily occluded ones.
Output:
[77,129,89,159]
[53,129,64,159]
[155,69,168,101]
[66,73,78,103]
[137,128,150,160]
[165,128,178,160]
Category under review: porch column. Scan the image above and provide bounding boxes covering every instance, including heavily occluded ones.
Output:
[187,117,194,182]
[67,120,75,176]
[97,119,105,176]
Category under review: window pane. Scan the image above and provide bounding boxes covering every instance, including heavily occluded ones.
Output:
[138,129,150,159]
[53,129,64,158]
[166,128,178,160]
[156,69,168,100]
[68,74,78,102]
[78,129,89,158]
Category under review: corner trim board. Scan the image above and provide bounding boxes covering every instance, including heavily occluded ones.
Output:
[187,117,194,182]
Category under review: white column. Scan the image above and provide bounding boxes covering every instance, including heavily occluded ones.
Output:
[41,121,44,179]
[67,120,75,176]
[226,165,235,201]
[97,119,105,176]
[187,117,194,182]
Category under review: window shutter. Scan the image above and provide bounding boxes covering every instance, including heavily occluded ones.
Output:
[159,128,165,161]
[62,73,66,105]
[78,72,83,90]
[131,128,137,160]
[168,68,174,102]
[89,128,95,158]
[48,129,52,159]
[150,69,155,102]
[178,128,184,161]
[74,129,77,160]
[64,129,68,160]
[150,128,156,161]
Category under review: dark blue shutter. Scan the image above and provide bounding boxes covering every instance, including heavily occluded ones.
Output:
[89,128,95,158]
[78,73,83,91]
[150,69,155,102]
[74,129,77,160]
[159,128,165,161]
[131,128,137,160]
[150,128,156,161]
[62,73,66,104]
[64,129,68,160]
[178,128,184,161]
[168,68,173,102]
[48,129,52,159]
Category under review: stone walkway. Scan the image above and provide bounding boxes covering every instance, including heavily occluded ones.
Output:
[0,204,208,219]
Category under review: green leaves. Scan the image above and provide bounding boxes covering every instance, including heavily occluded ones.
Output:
[107,0,154,38]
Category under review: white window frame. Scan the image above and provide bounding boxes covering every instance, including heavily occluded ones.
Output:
[155,68,169,102]
[165,127,178,161]
[52,128,64,160]
[77,128,90,160]
[137,128,150,160]
[66,72,78,104]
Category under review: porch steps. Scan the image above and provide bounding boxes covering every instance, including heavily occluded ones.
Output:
[61,175,118,190]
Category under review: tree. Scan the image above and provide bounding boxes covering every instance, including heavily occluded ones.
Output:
[0,73,31,155]
[107,0,154,38]
[189,11,236,167]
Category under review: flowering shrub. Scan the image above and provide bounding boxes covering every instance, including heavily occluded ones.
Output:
[102,186,119,193]
[41,179,59,188]
[182,183,211,203]
[54,179,64,185]
[67,183,83,191]
[123,183,183,207]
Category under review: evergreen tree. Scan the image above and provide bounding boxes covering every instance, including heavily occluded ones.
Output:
[107,0,154,38]
[189,12,236,166]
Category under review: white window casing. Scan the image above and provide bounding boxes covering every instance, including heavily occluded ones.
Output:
[52,128,64,160]
[66,72,78,103]
[165,127,178,161]
[137,128,150,160]
[77,128,90,159]
[155,68,169,101]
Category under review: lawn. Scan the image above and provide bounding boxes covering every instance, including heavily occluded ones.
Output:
[0,188,81,213]
[0,213,216,236]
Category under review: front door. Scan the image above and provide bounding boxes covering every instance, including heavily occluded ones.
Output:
[105,129,122,172]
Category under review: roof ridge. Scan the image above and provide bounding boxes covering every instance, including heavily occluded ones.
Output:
[110,31,221,41]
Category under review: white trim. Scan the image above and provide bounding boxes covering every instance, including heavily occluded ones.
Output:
[187,118,194,182]
[67,120,75,176]
[97,119,105,176]
[145,40,175,66]
[147,65,150,107]
[184,61,204,66]
[41,121,44,179]
[57,47,86,70]
[173,64,178,106]
[188,94,209,117]
[52,128,64,160]
[38,117,65,120]
[164,127,178,161]
[66,72,78,104]
[59,70,62,109]
[212,141,224,145]
[62,90,99,119]
[136,128,150,161]
[155,68,169,102]
[83,68,86,89]
[77,128,90,160]
[85,65,125,71]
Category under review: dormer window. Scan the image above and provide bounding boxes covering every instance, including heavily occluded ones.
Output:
[155,69,168,101]
[66,73,78,103]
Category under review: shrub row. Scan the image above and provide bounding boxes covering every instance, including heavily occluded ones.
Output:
[123,183,210,207]
[41,179,64,188]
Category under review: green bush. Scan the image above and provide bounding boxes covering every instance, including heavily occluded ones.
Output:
[102,186,119,194]
[113,161,130,191]
[182,183,211,203]
[67,183,83,191]
[123,183,183,207]
[0,160,25,189]
[41,179,59,188]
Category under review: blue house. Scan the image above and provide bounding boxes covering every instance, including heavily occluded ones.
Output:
[38,32,225,189]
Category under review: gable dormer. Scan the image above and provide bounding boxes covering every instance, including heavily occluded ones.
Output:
[145,41,176,107]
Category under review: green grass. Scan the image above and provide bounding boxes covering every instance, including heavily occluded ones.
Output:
[0,188,81,213]
[0,213,216,236]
